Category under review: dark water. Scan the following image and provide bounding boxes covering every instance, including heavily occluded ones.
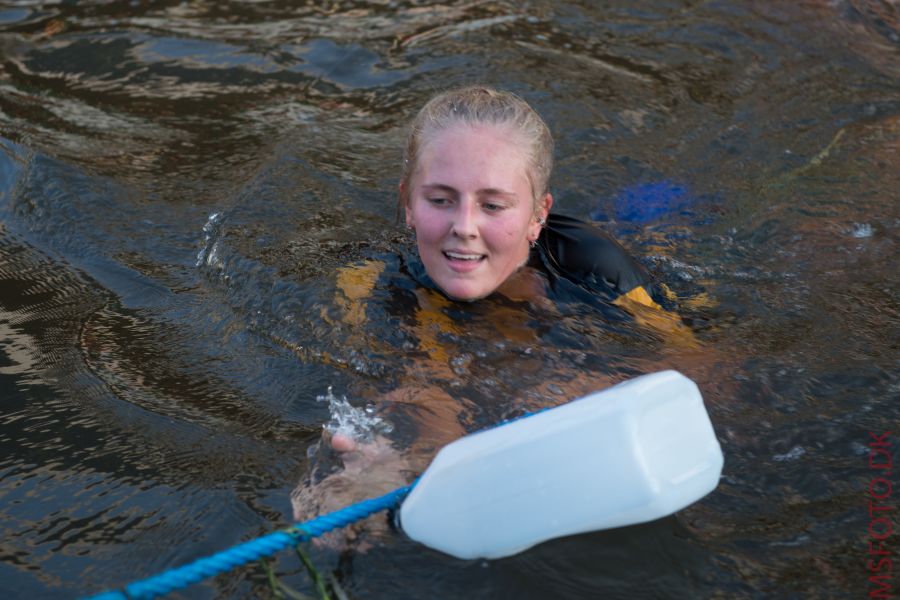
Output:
[1,1,898,598]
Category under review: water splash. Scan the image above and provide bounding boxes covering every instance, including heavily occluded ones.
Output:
[317,386,393,444]
[196,211,224,267]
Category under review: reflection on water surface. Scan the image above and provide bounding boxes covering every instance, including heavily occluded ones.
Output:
[0,1,897,598]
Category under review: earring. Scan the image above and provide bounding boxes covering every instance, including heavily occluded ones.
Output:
[529,239,537,249]
[538,217,546,226]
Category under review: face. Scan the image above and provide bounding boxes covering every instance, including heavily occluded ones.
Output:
[405,124,551,301]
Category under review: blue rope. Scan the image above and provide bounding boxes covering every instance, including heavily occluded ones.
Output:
[85,484,414,600]
[85,407,547,599]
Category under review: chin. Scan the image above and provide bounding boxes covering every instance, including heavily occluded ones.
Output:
[436,280,491,302]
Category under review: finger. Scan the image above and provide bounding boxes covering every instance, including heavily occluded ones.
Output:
[331,432,358,453]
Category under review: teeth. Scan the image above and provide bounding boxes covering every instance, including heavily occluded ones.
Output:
[445,251,482,261]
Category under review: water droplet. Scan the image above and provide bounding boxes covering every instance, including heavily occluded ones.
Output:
[850,223,873,238]
[306,441,320,459]
[850,442,869,456]
[773,446,805,462]
[451,353,473,375]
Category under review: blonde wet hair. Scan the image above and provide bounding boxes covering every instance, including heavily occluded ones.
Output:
[400,85,554,214]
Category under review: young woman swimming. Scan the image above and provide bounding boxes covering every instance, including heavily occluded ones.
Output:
[291,86,694,541]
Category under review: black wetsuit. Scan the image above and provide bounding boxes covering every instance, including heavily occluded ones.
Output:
[534,213,654,303]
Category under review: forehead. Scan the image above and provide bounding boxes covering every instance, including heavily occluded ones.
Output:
[423,121,524,152]
[417,123,530,180]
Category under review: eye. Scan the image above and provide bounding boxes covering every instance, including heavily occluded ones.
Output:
[483,201,504,212]
[427,197,450,206]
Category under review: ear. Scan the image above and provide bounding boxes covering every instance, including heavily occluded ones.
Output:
[399,181,414,227]
[538,192,553,222]
[528,193,553,241]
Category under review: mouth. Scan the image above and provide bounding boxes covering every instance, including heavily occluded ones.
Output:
[443,250,486,262]
[442,250,486,272]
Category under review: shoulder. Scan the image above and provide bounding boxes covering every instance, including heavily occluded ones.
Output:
[536,213,653,300]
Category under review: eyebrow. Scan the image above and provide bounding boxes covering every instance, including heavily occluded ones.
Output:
[421,183,518,198]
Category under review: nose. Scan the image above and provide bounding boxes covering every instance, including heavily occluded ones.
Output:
[451,197,478,239]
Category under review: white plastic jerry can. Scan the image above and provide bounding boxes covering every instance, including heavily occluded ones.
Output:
[398,370,724,560]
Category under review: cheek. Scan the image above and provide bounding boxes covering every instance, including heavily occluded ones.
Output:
[412,207,447,241]
[498,216,530,243]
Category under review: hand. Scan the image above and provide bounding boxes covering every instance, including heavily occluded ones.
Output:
[290,433,413,552]
[289,383,466,551]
